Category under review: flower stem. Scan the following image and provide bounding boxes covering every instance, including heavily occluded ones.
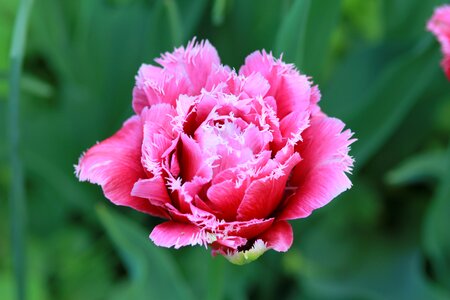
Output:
[207,256,225,300]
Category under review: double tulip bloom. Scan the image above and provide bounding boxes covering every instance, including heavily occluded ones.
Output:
[76,39,355,264]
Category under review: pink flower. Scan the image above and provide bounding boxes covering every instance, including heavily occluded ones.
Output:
[427,5,450,80]
[76,39,355,264]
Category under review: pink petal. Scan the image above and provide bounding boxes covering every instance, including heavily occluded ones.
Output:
[176,175,211,213]
[275,72,312,118]
[76,116,164,217]
[239,51,313,118]
[427,5,450,80]
[140,105,176,173]
[279,117,355,220]
[132,65,189,114]
[150,221,202,249]
[132,65,163,114]
[131,177,171,205]
[259,221,293,252]
[427,5,450,54]
[236,153,301,221]
[443,55,450,80]
[213,236,247,250]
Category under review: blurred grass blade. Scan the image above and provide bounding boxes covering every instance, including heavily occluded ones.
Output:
[275,0,311,68]
[423,143,450,290]
[386,150,446,186]
[179,0,208,40]
[8,0,34,299]
[212,0,227,26]
[302,0,341,80]
[163,0,182,45]
[97,205,195,300]
[349,37,439,169]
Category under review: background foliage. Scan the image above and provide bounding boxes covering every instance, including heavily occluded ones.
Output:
[1,0,450,299]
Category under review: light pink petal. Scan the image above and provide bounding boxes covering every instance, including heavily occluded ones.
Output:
[131,177,171,205]
[242,72,270,97]
[236,153,301,221]
[427,5,450,80]
[76,116,164,217]
[279,117,355,220]
[279,111,310,144]
[259,221,293,252]
[141,104,176,136]
[207,180,247,221]
[240,50,277,78]
[427,5,450,54]
[132,65,163,114]
[243,124,272,153]
[150,221,202,249]
[156,39,221,94]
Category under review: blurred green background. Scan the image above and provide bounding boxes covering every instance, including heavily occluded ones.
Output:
[2,0,450,299]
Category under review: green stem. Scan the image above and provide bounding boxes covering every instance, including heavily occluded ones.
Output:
[206,256,225,300]
[8,0,34,299]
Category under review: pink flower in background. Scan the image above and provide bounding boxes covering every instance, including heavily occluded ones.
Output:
[76,39,355,264]
[427,5,450,80]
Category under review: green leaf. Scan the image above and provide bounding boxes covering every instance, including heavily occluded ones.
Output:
[163,0,182,45]
[212,0,227,26]
[8,0,34,299]
[177,0,208,40]
[343,0,383,42]
[97,205,195,300]
[348,37,440,169]
[275,0,311,68]
[423,144,450,290]
[302,0,342,81]
[386,150,446,186]
[302,248,448,300]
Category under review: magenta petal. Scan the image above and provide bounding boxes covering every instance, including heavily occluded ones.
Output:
[207,180,247,221]
[236,178,283,221]
[443,55,450,80]
[279,117,355,220]
[259,221,293,252]
[179,133,211,181]
[76,116,162,216]
[226,218,274,239]
[150,221,202,249]
[236,153,301,221]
